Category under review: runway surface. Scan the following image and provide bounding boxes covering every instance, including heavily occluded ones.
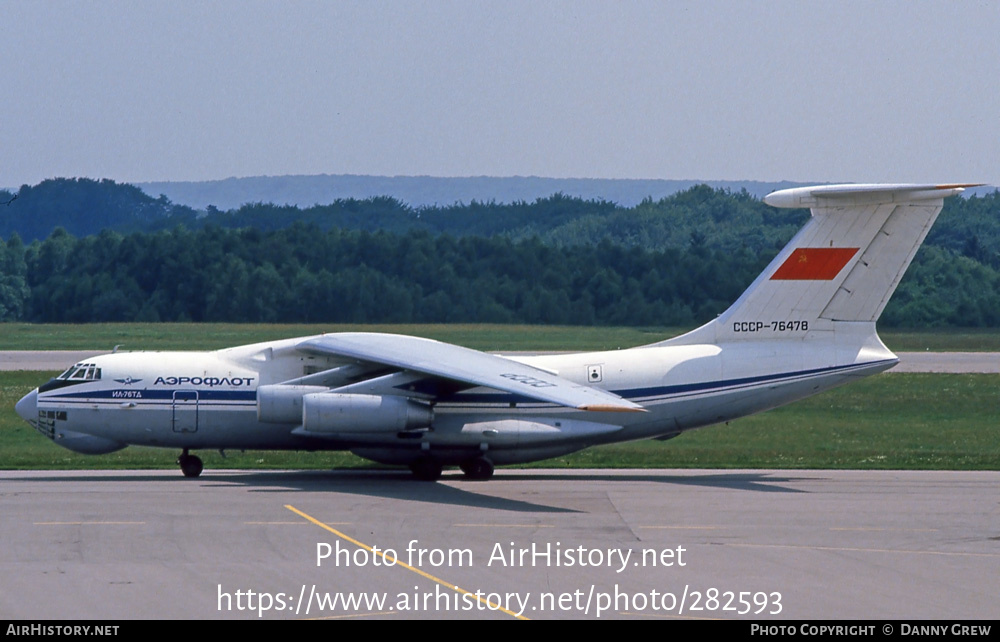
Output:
[0,351,105,371]
[1,350,997,372]
[890,352,999,373]
[1,469,996,620]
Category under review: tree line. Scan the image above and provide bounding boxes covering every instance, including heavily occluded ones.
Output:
[1,222,999,327]
[2,178,1000,327]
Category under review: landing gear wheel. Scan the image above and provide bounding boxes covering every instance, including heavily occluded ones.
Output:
[410,457,443,481]
[178,450,203,478]
[459,456,494,481]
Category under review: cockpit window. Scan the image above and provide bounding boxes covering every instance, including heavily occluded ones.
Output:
[57,363,102,381]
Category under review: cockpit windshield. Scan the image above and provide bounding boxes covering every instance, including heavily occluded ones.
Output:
[56,363,102,381]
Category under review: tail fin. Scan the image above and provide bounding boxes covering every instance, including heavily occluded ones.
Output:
[662,183,978,346]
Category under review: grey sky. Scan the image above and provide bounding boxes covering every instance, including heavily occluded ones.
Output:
[3,1,998,187]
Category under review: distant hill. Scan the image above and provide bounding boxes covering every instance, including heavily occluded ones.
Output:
[4,177,998,259]
[0,178,809,251]
[0,178,196,242]
[135,174,807,210]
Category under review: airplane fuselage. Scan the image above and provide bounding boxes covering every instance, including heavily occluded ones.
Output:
[20,328,896,467]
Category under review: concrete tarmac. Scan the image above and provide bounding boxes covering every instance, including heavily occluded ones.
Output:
[891,352,999,373]
[1,469,996,620]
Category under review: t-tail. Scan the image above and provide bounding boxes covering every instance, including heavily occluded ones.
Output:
[659,183,979,365]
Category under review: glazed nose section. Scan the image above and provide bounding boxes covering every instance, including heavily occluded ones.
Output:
[15,388,38,424]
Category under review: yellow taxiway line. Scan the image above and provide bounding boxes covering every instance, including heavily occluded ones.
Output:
[285,504,528,620]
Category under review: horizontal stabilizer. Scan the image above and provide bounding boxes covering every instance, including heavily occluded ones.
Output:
[763,183,982,209]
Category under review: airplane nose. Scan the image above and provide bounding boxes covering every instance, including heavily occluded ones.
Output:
[15,388,38,424]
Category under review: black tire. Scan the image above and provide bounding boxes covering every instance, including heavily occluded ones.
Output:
[459,456,494,481]
[179,453,203,478]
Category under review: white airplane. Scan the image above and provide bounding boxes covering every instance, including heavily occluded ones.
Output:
[14,183,977,480]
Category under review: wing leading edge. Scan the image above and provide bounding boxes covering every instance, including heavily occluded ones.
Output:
[297,333,645,412]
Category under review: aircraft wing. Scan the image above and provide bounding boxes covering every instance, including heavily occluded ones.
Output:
[297,333,644,412]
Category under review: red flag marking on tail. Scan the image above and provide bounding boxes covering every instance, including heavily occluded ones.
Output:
[770,248,859,280]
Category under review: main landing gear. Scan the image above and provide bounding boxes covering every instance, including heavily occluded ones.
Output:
[409,457,443,481]
[178,449,203,478]
[409,456,495,481]
[459,456,494,481]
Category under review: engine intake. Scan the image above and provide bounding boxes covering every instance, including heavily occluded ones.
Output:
[257,385,329,424]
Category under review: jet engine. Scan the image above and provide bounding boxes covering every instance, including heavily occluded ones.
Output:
[257,384,329,424]
[301,393,434,434]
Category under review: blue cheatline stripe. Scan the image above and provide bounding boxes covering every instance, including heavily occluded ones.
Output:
[619,358,893,399]
[43,389,257,401]
[45,402,255,411]
[438,359,896,407]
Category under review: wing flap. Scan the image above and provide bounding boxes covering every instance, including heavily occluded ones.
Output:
[298,333,644,412]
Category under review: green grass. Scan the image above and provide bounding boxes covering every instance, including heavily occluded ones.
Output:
[3,371,998,471]
[543,374,1000,470]
[1,323,999,352]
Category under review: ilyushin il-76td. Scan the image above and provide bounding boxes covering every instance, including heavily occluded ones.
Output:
[15,183,978,480]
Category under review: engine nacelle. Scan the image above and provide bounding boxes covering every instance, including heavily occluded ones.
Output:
[257,385,329,424]
[302,393,434,434]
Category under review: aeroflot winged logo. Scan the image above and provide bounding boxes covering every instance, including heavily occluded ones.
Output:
[114,377,142,386]
[770,248,859,280]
